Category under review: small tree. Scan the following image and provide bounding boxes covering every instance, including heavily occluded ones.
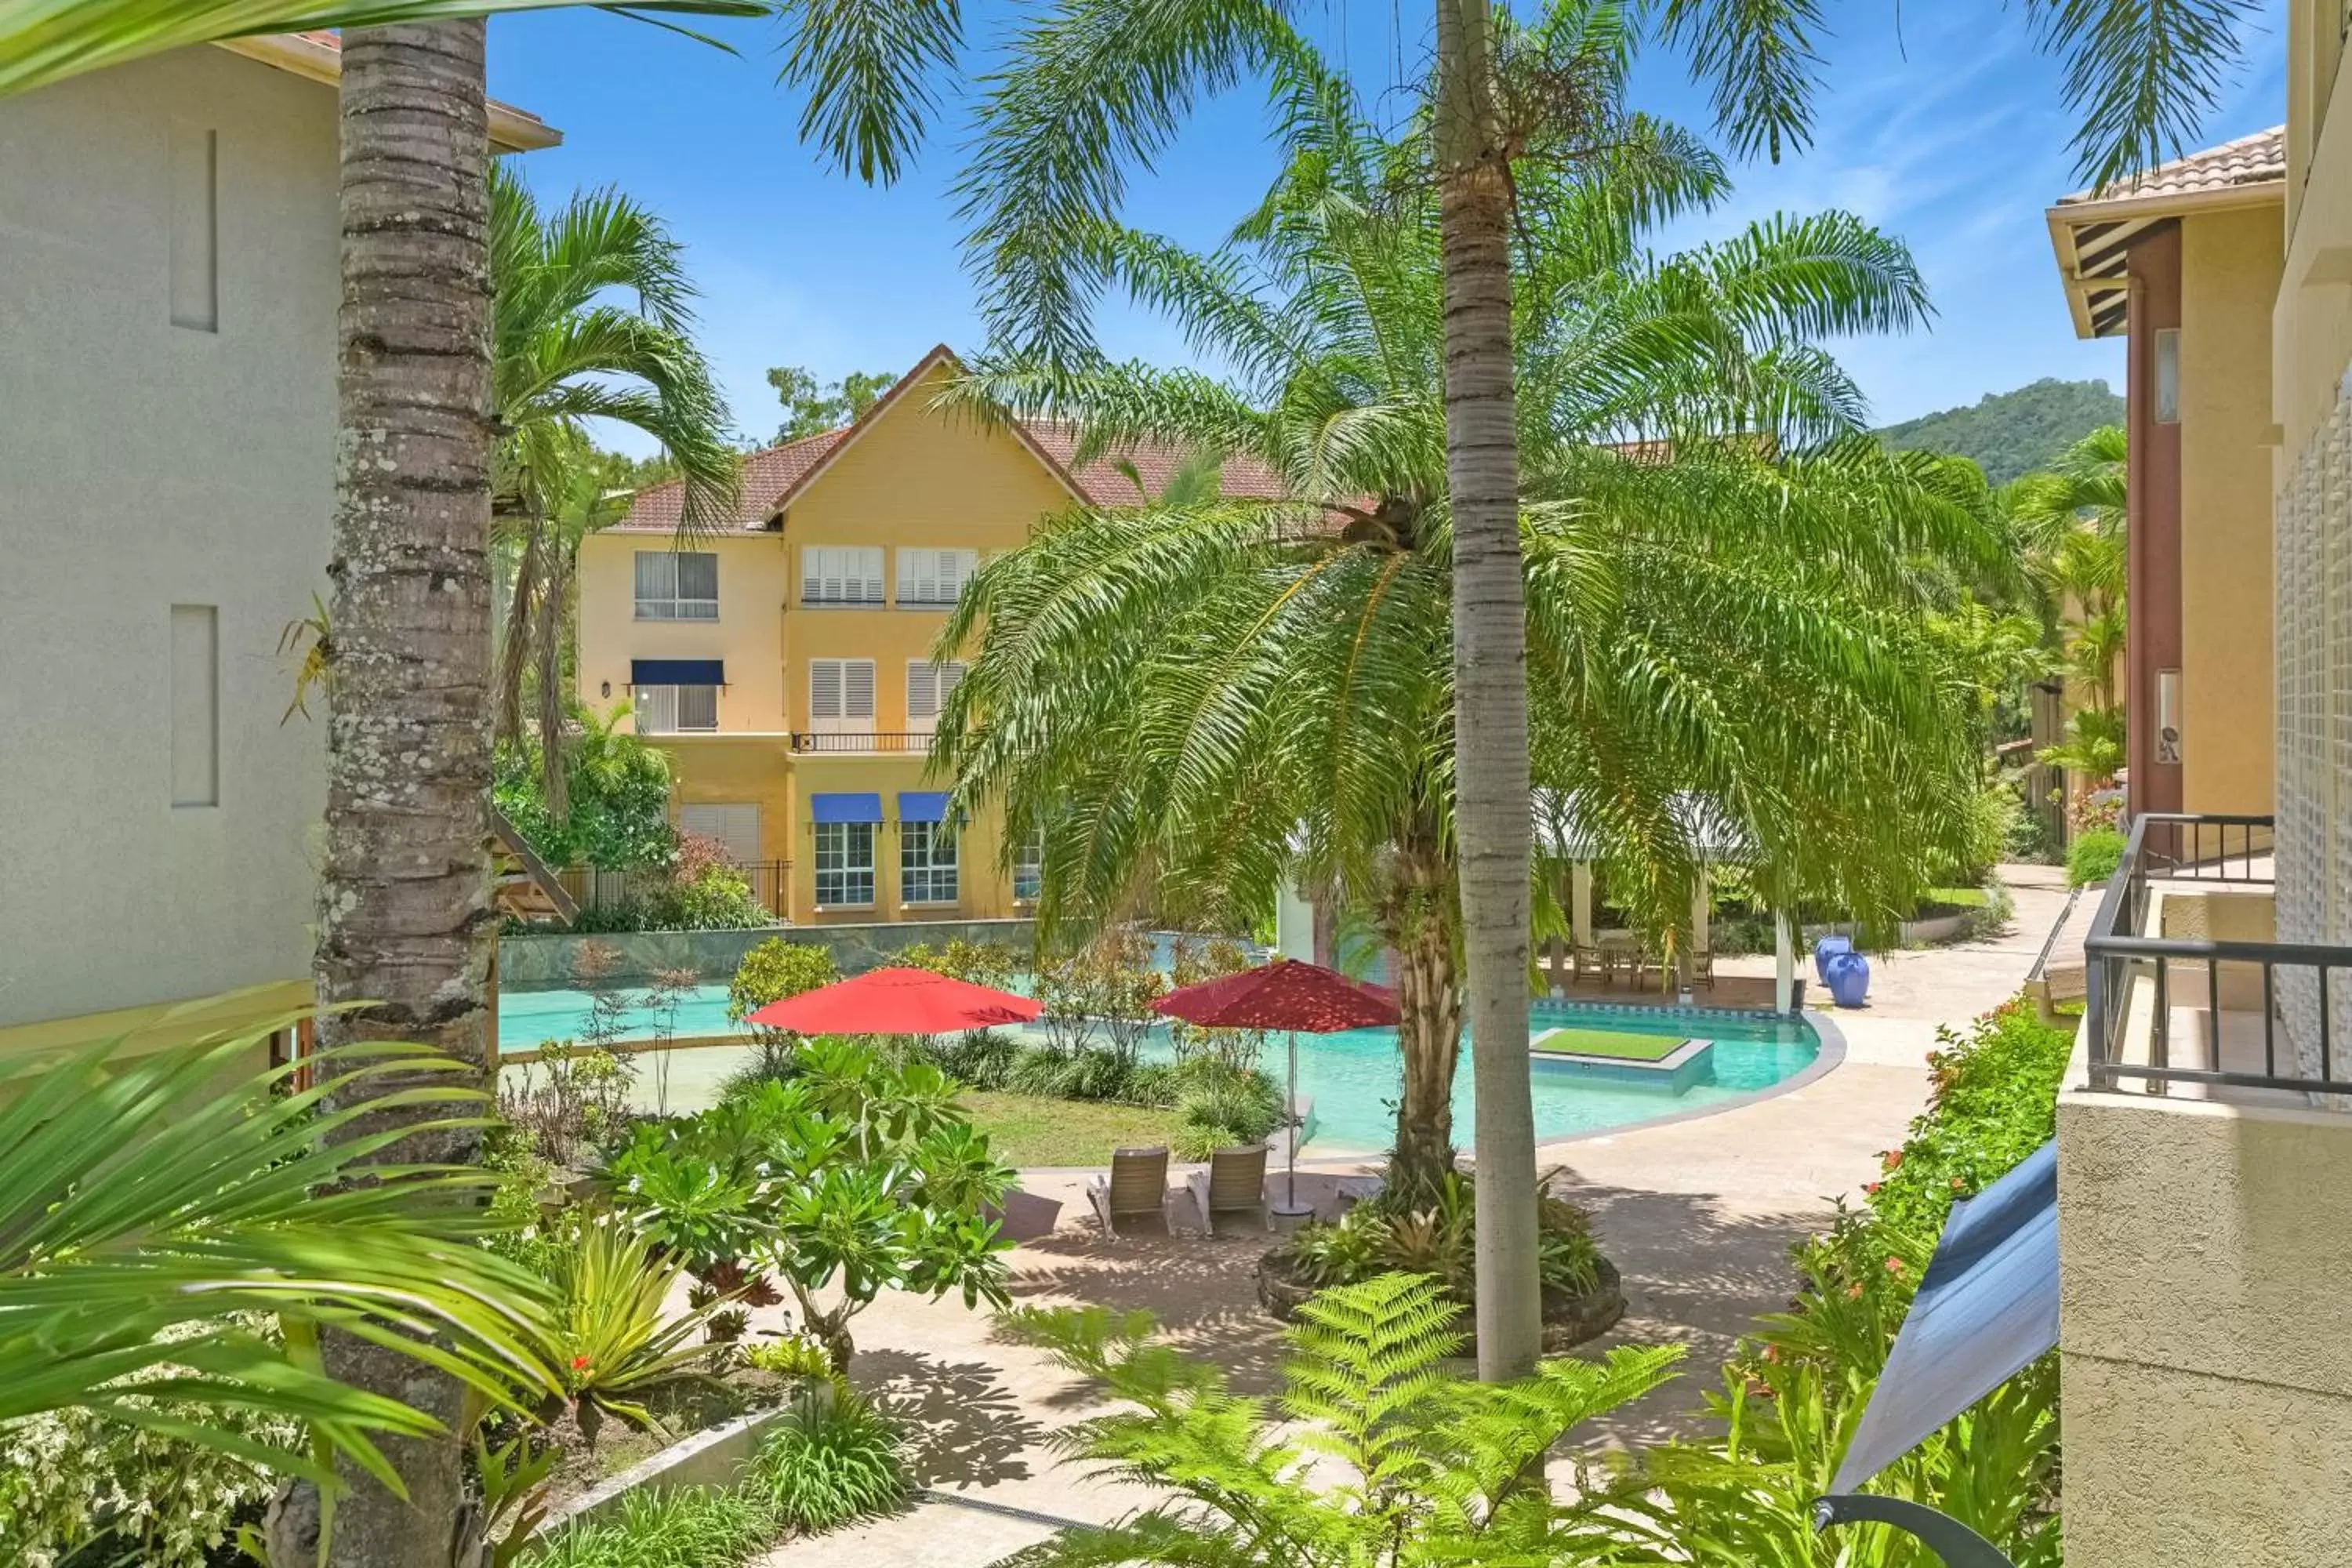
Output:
[603,1037,1014,1368]
[998,1273,1680,1567]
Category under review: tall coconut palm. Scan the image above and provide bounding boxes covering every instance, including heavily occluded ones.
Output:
[489,165,737,806]
[937,56,1985,1240]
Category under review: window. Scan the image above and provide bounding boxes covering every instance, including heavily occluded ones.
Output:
[634,550,719,620]
[801,546,885,606]
[809,659,876,733]
[900,819,959,905]
[633,684,717,733]
[170,604,218,807]
[2154,328,2181,425]
[895,548,977,608]
[1013,829,1044,903]
[815,821,876,906]
[906,660,966,733]
[169,128,216,332]
[679,803,760,865]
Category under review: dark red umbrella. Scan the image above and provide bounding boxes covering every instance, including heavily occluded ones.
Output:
[1150,958,1399,1032]
[746,967,1042,1035]
[1152,960,1399,1214]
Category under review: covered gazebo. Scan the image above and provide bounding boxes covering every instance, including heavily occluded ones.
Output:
[1534,789,1799,1014]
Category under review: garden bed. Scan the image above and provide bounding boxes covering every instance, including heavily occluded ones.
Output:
[1254,1249,1626,1354]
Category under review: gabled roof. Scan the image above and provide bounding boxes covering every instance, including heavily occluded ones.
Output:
[2047,125,2284,339]
[611,343,1288,535]
[216,32,559,152]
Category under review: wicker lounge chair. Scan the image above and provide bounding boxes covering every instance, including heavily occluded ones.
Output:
[1185,1143,1270,1234]
[1086,1146,1172,1236]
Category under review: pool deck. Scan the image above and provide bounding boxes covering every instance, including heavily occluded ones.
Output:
[742,864,2082,1568]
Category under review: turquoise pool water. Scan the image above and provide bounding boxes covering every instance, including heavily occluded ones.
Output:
[500,985,1817,1152]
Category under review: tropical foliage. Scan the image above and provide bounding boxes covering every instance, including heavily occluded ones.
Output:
[533,1219,725,1442]
[996,1272,1681,1568]
[2009,424,2129,792]
[936,34,1994,1197]
[490,165,738,804]
[0,1012,561,1496]
[1287,1170,1602,1299]
[768,362,897,441]
[496,700,677,872]
[600,1036,1016,1366]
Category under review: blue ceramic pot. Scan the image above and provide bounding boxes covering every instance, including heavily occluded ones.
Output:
[1824,949,1871,1009]
[1813,934,1853,985]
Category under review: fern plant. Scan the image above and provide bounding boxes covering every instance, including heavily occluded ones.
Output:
[996,1273,1679,1566]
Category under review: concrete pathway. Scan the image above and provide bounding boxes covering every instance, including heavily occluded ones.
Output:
[751,864,2078,1566]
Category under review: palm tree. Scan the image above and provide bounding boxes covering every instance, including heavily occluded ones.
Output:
[937,57,1985,1236]
[489,165,737,807]
[2008,426,2128,789]
[0,1017,559,1516]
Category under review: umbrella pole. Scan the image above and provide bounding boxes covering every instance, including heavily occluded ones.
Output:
[1287,1030,1299,1210]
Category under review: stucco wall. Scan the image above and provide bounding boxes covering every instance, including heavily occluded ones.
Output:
[575,361,1063,924]
[2180,205,2281,816]
[0,49,338,1029]
[2056,1077,2352,1567]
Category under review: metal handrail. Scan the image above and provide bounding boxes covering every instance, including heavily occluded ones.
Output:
[2083,812,2352,1098]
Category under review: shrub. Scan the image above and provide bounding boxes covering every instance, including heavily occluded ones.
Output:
[728,938,837,1026]
[0,1396,294,1568]
[525,1482,779,1568]
[2067,825,2127,887]
[923,1028,1020,1091]
[1289,1172,1602,1298]
[535,1219,724,1442]
[749,1388,907,1534]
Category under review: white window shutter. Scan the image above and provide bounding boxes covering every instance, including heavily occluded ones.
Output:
[938,662,965,705]
[845,659,876,719]
[860,547,884,603]
[907,661,938,720]
[811,660,842,720]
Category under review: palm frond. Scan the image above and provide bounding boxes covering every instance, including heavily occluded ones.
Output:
[0,1008,561,1491]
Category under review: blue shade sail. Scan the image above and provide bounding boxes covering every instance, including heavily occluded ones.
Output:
[630,659,725,686]
[898,791,952,823]
[810,792,884,824]
[1828,1139,2059,1495]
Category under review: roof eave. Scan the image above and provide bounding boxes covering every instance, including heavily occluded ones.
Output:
[216,34,561,151]
[2045,182,2284,341]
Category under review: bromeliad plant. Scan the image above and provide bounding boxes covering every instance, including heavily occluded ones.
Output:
[535,1218,728,1443]
[602,1037,1015,1368]
[997,1273,1680,1568]
[1289,1171,1603,1301]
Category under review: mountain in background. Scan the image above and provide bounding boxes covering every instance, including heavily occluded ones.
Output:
[1876,377,2124,486]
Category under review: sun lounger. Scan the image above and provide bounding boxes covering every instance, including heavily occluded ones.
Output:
[1185,1142,1269,1234]
[1086,1145,1172,1236]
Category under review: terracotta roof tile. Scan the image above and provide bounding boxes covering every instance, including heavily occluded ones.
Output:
[610,421,1290,535]
[2056,125,2285,206]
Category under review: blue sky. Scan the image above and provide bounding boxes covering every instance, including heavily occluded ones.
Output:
[484,0,2285,455]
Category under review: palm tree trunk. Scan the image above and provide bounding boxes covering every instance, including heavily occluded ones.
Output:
[1386,869,1461,1207]
[1433,0,1541,1381]
[297,21,499,1565]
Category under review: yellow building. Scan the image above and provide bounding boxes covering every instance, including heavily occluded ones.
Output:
[579,345,1275,928]
[2047,128,2283,818]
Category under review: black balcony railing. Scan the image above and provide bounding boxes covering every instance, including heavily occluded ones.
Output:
[560,858,792,922]
[789,731,937,755]
[2084,812,2352,1098]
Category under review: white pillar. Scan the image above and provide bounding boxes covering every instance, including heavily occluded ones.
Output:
[1571,862,1595,949]
[1774,909,1795,1014]
[1275,880,1316,964]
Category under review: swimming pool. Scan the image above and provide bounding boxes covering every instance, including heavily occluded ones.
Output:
[500,982,1821,1151]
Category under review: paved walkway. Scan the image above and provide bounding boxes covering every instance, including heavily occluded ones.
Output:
[750,865,2081,1566]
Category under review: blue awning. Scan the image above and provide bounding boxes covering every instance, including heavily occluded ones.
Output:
[898,791,953,823]
[632,659,725,686]
[810,792,883,825]
[1828,1140,2059,1494]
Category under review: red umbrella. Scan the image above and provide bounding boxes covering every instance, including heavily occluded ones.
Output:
[746,967,1042,1035]
[1152,960,1399,1214]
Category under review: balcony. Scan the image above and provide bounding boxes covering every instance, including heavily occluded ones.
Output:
[2061,811,2352,1568]
[2082,811,2351,1103]
[789,731,938,757]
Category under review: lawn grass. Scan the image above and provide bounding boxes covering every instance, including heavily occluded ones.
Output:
[1926,885,1991,908]
[1530,1028,1689,1062]
[959,1091,1183,1167]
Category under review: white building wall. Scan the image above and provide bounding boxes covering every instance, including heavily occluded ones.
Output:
[0,49,339,1029]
